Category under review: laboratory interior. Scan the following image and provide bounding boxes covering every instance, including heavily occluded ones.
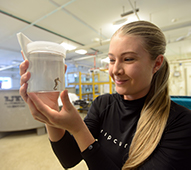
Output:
[0,0,191,170]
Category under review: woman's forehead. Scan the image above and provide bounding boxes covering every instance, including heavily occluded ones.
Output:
[109,34,146,54]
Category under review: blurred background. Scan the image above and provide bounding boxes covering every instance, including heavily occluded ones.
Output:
[0,0,191,170]
[0,0,191,96]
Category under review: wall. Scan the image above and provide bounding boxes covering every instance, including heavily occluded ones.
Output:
[0,58,191,97]
[169,61,191,96]
[0,67,20,90]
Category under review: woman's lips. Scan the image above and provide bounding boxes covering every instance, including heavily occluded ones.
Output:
[115,79,128,85]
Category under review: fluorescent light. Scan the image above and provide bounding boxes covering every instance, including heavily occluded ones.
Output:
[101,57,110,63]
[113,18,127,25]
[75,49,87,54]
[177,59,191,62]
[61,42,76,51]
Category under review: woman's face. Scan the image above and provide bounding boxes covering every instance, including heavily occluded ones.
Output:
[108,34,156,100]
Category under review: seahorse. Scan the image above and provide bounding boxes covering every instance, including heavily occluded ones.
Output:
[53,77,61,90]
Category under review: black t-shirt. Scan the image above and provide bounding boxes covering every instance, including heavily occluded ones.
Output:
[51,93,191,170]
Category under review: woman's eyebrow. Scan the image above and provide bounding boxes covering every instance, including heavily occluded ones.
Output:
[121,51,138,56]
[108,53,114,57]
[108,52,138,57]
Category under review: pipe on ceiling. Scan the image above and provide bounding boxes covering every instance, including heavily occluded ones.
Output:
[121,8,139,17]
[66,52,108,63]
[0,0,77,44]
[49,0,108,39]
[0,10,84,46]
[1,1,191,69]
[161,21,191,32]
[128,0,140,20]
[0,63,20,72]
[1,0,99,52]
[68,39,111,53]
[19,0,77,32]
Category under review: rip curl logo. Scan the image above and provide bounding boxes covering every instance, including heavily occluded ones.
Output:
[100,129,128,149]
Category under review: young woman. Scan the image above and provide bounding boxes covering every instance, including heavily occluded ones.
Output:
[20,21,191,170]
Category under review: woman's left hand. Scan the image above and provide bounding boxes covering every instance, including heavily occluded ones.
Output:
[27,90,85,134]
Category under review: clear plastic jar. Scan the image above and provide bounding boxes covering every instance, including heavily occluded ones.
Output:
[26,41,66,92]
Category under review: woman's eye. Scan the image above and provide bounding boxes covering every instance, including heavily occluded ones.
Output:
[109,59,115,63]
[125,58,134,62]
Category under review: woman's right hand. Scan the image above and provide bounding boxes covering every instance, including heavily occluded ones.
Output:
[19,59,60,111]
[19,59,30,103]
[19,52,69,141]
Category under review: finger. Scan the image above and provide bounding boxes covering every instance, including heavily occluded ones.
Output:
[35,118,46,124]
[19,83,28,102]
[28,93,56,120]
[20,60,29,76]
[60,90,73,111]
[65,64,67,73]
[34,116,54,126]
[21,50,25,60]
[20,71,31,86]
[27,96,52,124]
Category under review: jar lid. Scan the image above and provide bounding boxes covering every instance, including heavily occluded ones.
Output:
[27,41,66,58]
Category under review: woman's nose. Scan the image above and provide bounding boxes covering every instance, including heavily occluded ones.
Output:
[113,62,124,75]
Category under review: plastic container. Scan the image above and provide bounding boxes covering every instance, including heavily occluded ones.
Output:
[26,41,66,92]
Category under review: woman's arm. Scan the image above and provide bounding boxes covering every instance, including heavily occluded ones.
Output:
[28,91,121,170]
[27,90,95,152]
[20,59,66,142]
[20,59,120,169]
[45,125,65,142]
[50,130,82,168]
[19,60,95,167]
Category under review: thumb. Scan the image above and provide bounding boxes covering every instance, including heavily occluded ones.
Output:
[60,90,73,110]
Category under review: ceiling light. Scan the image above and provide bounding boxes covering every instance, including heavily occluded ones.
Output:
[101,57,110,63]
[113,18,127,25]
[61,42,76,51]
[177,58,191,62]
[75,49,87,54]
[92,38,100,42]
[171,18,177,23]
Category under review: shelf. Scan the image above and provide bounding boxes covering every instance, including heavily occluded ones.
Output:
[94,81,111,85]
[67,71,113,100]
[76,91,98,95]
[68,82,93,85]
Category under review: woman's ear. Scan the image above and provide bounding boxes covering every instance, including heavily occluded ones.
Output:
[153,55,164,74]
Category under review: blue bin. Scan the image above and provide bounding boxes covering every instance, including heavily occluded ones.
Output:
[171,96,191,110]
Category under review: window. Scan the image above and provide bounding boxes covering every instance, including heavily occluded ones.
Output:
[0,77,12,89]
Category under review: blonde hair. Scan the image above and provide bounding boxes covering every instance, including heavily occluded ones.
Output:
[113,21,171,169]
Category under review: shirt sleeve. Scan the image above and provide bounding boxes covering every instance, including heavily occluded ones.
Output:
[49,96,105,169]
[50,130,82,168]
[50,131,121,170]
[81,141,120,170]
[50,95,122,170]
